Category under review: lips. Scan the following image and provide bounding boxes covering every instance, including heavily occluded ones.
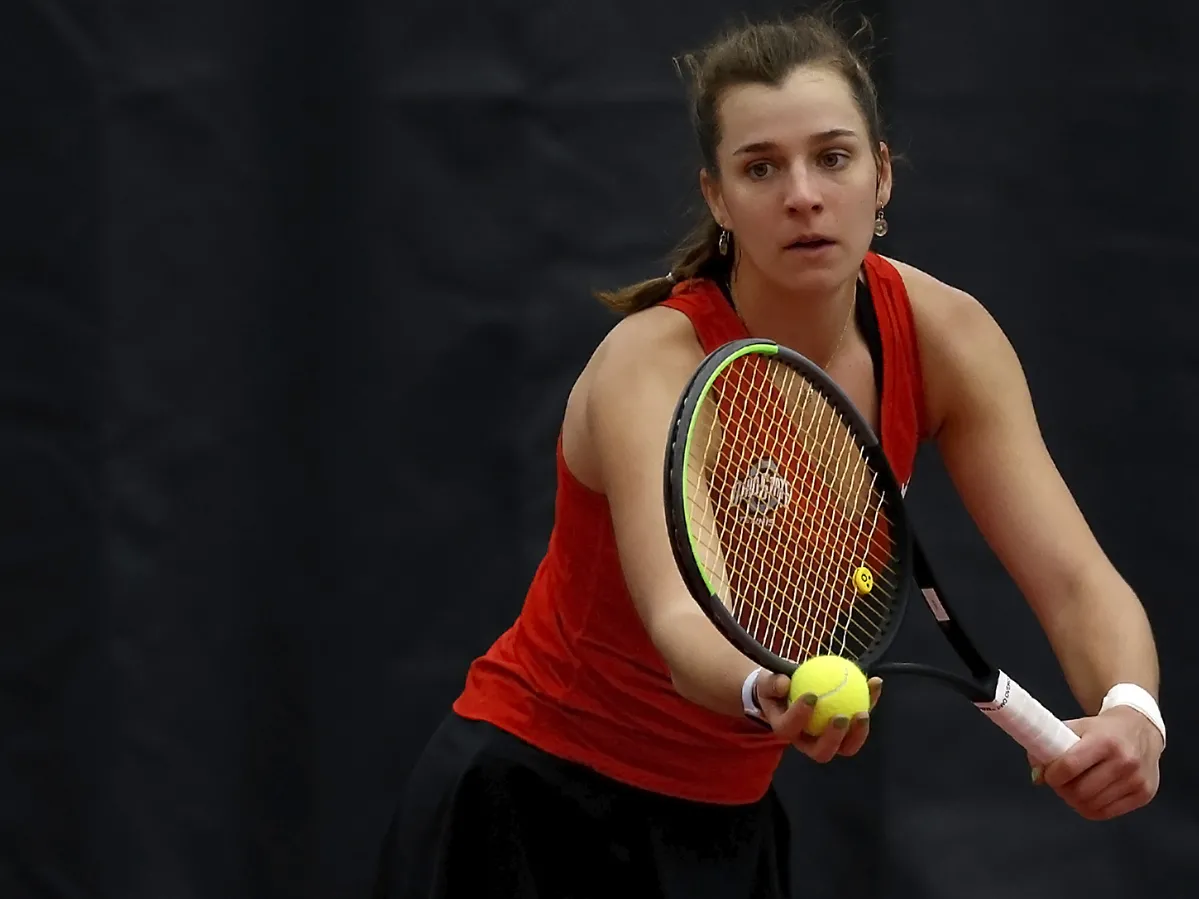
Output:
[785,235,835,249]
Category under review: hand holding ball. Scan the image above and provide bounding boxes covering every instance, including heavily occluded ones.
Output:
[788,655,871,736]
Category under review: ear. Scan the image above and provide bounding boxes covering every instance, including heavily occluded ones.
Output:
[699,167,731,230]
[875,142,893,209]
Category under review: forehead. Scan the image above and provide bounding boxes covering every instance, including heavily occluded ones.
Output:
[715,67,863,151]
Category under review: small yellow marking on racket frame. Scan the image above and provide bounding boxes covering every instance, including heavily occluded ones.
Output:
[852,566,874,595]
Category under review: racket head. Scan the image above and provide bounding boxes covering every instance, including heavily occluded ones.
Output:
[664,338,914,675]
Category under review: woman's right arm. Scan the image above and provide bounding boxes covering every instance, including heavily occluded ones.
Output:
[583,310,758,716]
[580,310,871,758]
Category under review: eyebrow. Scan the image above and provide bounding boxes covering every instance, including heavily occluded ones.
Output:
[732,129,859,155]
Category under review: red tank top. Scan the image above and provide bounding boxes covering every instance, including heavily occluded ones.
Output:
[452,252,927,804]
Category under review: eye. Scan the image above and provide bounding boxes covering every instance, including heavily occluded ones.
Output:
[820,151,851,170]
[746,161,774,180]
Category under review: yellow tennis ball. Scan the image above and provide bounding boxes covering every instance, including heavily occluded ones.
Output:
[787,655,871,736]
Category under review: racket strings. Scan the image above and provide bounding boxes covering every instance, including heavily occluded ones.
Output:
[698,429,893,657]
[686,354,902,664]
[707,400,893,656]
[721,362,899,598]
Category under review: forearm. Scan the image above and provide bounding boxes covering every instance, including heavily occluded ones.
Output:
[1039,571,1159,716]
[650,605,761,718]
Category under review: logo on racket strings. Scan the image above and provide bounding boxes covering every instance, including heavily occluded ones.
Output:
[729,458,792,525]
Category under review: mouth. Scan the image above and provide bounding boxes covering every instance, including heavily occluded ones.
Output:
[784,237,836,251]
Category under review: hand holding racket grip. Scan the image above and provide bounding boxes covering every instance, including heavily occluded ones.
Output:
[974,670,1080,764]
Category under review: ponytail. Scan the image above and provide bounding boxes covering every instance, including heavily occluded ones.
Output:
[594,215,732,316]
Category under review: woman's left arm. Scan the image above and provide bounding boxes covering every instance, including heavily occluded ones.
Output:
[895,259,1163,821]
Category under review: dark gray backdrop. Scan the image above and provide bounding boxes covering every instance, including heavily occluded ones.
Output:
[2,1,1196,898]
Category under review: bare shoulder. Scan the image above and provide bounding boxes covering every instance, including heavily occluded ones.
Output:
[585,304,705,384]
[881,255,997,339]
[562,305,704,490]
[880,255,1026,438]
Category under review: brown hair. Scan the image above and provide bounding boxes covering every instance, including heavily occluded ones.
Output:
[595,7,888,316]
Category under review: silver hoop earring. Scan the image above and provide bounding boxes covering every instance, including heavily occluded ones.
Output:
[718,229,730,256]
[873,208,889,238]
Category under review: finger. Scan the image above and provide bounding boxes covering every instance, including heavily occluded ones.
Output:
[1080,779,1140,819]
[1082,762,1155,819]
[756,675,794,716]
[867,677,883,711]
[1063,756,1134,808]
[763,673,791,701]
[1042,734,1108,790]
[802,714,853,763]
[755,674,794,717]
[1028,717,1087,768]
[835,712,871,757]
[767,692,817,743]
[1053,762,1121,817]
[1093,788,1150,821]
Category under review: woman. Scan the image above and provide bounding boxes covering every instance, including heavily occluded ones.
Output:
[376,12,1164,899]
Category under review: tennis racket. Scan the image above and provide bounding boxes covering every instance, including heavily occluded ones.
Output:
[663,337,1080,765]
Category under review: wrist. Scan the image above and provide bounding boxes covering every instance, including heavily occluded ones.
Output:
[1100,683,1165,749]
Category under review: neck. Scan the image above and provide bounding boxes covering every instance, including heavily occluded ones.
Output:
[728,262,860,368]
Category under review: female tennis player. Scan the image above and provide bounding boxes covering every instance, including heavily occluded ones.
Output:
[375,11,1164,899]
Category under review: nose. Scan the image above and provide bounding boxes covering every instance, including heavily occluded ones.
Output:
[783,163,824,212]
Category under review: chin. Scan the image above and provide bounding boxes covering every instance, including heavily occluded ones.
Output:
[773,260,852,294]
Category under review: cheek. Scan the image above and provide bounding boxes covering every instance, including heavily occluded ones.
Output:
[724,184,775,226]
[845,181,882,232]
[847,168,879,206]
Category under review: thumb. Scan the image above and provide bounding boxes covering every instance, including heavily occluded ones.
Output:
[758,672,791,702]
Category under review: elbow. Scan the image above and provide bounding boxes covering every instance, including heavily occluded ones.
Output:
[639,615,690,701]
[642,604,693,693]
[669,668,696,703]
[648,623,687,699]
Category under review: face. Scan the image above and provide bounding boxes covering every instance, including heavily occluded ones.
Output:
[700,65,892,294]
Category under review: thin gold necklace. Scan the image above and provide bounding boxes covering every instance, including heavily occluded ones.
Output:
[822,294,857,370]
[727,280,857,370]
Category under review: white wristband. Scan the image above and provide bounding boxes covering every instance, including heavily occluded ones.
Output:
[1100,683,1166,749]
[741,667,766,720]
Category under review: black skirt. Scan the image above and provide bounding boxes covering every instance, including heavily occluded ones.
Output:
[372,712,793,899]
